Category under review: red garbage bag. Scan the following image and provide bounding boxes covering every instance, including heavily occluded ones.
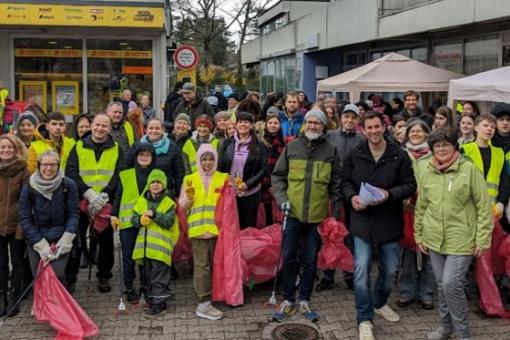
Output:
[400,210,416,249]
[172,206,193,262]
[79,200,112,234]
[317,217,353,273]
[475,220,510,317]
[271,199,283,224]
[33,261,99,339]
[240,224,282,285]
[212,184,244,306]
[255,203,266,229]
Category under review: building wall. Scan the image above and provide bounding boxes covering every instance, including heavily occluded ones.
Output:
[295,8,327,51]
[261,24,295,58]
[0,32,9,88]
[289,1,330,22]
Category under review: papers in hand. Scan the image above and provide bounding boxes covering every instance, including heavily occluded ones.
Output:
[359,182,386,206]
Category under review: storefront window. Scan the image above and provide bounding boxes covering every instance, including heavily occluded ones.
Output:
[14,38,83,116]
[433,41,463,74]
[464,35,499,75]
[411,47,428,63]
[87,39,152,114]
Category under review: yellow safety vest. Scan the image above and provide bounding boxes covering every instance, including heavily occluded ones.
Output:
[76,140,119,192]
[184,171,228,239]
[31,136,75,170]
[118,168,141,229]
[124,122,135,146]
[462,142,504,202]
[182,138,219,174]
[132,196,180,266]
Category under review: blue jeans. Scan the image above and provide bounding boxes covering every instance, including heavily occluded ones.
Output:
[120,227,139,290]
[398,248,435,303]
[353,237,400,324]
[281,217,321,303]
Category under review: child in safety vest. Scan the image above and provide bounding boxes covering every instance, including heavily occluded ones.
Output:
[178,143,228,320]
[182,114,219,174]
[111,142,155,305]
[131,169,180,318]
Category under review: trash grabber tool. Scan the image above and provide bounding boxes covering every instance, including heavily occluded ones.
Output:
[267,207,289,307]
[115,229,128,315]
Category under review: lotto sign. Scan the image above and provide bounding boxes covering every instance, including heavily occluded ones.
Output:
[174,45,199,69]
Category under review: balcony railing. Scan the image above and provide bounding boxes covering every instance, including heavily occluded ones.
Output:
[378,0,438,16]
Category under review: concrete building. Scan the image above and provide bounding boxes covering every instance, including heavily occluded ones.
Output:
[242,0,510,101]
[0,0,171,118]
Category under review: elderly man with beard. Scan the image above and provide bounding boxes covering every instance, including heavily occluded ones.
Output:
[271,109,342,323]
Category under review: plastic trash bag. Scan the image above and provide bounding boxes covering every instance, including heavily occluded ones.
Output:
[475,220,510,317]
[212,184,244,306]
[317,217,354,273]
[255,203,266,229]
[240,224,282,285]
[497,234,510,279]
[172,206,193,262]
[400,210,416,249]
[79,200,111,234]
[33,261,99,339]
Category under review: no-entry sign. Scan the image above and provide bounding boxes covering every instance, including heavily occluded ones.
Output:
[174,45,199,69]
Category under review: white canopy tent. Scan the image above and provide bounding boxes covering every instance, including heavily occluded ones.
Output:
[447,66,510,107]
[317,53,463,102]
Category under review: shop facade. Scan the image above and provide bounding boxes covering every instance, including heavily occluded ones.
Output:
[0,1,169,120]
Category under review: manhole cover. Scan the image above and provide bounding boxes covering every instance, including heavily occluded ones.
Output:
[272,323,319,340]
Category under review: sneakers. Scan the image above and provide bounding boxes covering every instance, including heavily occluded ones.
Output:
[298,301,318,322]
[125,289,140,304]
[358,321,375,340]
[427,327,453,340]
[144,303,167,318]
[196,301,224,320]
[98,278,111,293]
[315,278,334,292]
[374,304,400,322]
[272,300,296,322]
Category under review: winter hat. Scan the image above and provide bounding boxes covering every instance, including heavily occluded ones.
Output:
[146,169,167,189]
[228,93,240,101]
[195,114,214,131]
[16,111,39,127]
[182,82,195,93]
[175,113,191,125]
[128,101,137,109]
[492,102,510,118]
[266,112,280,122]
[207,96,219,106]
[304,109,327,126]
[342,104,360,116]
[214,111,231,122]
[266,106,280,116]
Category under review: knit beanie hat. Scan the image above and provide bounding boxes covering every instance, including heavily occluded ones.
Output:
[195,114,214,131]
[214,111,231,122]
[175,113,191,125]
[146,169,167,189]
[304,109,327,126]
[16,111,39,127]
[266,106,280,116]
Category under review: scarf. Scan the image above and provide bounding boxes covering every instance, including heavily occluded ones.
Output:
[405,141,430,160]
[141,135,170,155]
[29,170,64,200]
[431,151,460,172]
[0,158,26,177]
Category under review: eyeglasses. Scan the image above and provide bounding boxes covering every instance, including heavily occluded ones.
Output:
[432,142,454,150]
[40,163,59,168]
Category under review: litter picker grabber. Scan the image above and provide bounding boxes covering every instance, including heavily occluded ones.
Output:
[267,206,290,307]
[115,229,131,316]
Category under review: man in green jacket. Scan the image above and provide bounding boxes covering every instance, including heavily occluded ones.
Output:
[271,109,342,323]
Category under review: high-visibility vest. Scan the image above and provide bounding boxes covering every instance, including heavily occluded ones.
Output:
[462,142,504,202]
[118,168,141,229]
[124,122,135,146]
[132,196,180,266]
[184,171,228,239]
[76,140,119,192]
[31,136,75,170]
[182,138,219,174]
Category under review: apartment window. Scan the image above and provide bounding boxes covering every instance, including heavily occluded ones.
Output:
[464,35,499,75]
[433,41,463,74]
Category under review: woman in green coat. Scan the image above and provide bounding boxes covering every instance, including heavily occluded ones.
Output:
[414,128,493,340]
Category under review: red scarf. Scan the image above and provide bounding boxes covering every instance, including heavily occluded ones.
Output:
[431,151,460,172]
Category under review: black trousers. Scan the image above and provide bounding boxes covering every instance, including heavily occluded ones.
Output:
[66,212,91,283]
[96,226,114,279]
[236,190,261,229]
[0,234,28,292]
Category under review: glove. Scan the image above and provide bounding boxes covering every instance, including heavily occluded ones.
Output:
[52,232,76,260]
[140,215,152,226]
[185,180,195,198]
[83,188,100,203]
[493,202,504,220]
[89,192,108,215]
[111,216,120,231]
[280,201,290,214]
[33,239,52,261]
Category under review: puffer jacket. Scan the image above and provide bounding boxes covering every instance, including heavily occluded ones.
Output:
[414,155,493,255]
[0,159,30,238]
[272,134,342,223]
[18,177,80,246]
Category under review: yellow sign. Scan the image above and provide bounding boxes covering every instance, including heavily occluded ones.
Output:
[15,49,82,58]
[87,50,152,59]
[19,81,47,113]
[177,68,196,85]
[0,3,164,28]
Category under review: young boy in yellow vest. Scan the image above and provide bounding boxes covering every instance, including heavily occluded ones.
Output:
[461,113,510,220]
[182,114,219,174]
[178,143,228,320]
[131,169,180,318]
[111,142,156,305]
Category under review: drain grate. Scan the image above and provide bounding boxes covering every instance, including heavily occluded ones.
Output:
[272,323,319,340]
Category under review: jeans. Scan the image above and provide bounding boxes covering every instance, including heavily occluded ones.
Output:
[281,217,321,303]
[398,248,435,303]
[353,237,400,324]
[120,227,139,289]
[0,234,26,292]
[428,250,473,339]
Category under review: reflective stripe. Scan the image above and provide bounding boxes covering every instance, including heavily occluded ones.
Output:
[189,205,216,215]
[486,182,499,190]
[79,169,114,176]
[134,242,172,255]
[120,215,133,223]
[120,203,135,210]
[84,180,109,187]
[188,218,216,229]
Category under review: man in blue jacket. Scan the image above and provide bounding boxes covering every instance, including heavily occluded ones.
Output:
[279,91,304,139]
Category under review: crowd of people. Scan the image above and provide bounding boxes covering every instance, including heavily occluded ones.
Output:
[1,83,509,340]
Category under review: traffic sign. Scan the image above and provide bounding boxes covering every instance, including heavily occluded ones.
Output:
[173,45,199,69]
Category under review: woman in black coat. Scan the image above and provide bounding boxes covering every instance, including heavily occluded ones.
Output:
[18,150,80,287]
[218,112,268,228]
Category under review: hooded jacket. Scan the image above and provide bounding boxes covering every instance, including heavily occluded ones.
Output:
[72,114,91,141]
[172,93,215,126]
